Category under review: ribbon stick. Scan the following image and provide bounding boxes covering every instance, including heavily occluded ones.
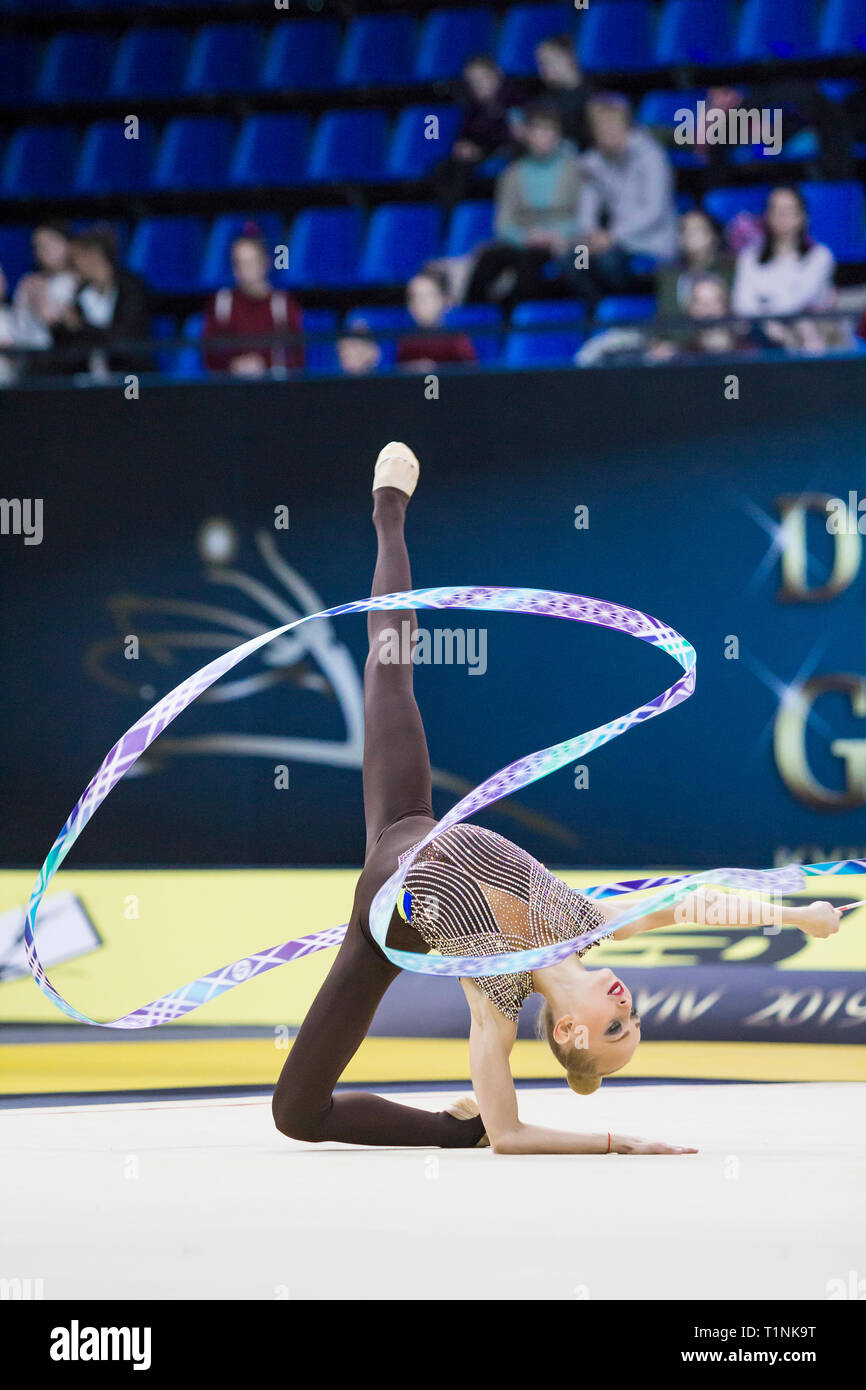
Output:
[22,585,865,1030]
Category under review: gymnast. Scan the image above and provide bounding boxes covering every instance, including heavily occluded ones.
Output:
[271,444,842,1156]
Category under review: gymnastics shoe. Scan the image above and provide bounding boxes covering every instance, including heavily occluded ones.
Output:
[445,1095,490,1148]
[373,442,420,498]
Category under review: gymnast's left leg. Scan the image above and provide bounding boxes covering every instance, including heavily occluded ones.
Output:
[271,444,486,1147]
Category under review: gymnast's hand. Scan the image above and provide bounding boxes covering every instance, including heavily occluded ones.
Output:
[612,1134,698,1155]
[798,901,843,939]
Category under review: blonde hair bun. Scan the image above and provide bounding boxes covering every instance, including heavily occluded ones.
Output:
[567,1073,602,1096]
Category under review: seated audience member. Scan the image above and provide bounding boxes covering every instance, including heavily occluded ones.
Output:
[466,103,580,311]
[52,225,150,377]
[398,269,477,369]
[435,54,524,205]
[337,322,382,377]
[693,84,853,187]
[731,187,835,325]
[532,34,596,149]
[648,274,753,360]
[0,264,19,384]
[204,230,303,376]
[12,220,77,353]
[652,208,733,349]
[570,93,678,306]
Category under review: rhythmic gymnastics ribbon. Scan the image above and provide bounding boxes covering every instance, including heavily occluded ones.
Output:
[23,586,866,1029]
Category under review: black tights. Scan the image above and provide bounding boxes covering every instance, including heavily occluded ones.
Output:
[271,487,485,1148]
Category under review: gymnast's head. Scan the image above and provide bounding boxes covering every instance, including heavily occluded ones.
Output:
[536,967,640,1093]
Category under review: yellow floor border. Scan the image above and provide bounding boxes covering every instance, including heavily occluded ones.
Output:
[1,1037,864,1094]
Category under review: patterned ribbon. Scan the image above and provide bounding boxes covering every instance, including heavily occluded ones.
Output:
[23,586,865,1029]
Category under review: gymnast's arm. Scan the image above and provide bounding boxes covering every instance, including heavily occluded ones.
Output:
[600,889,842,941]
[460,980,693,1156]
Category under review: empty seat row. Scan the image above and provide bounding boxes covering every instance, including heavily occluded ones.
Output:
[3,1,865,108]
[1,108,463,197]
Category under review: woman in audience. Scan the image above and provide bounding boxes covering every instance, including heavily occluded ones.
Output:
[732,187,835,325]
[204,229,303,376]
[654,209,733,342]
[52,225,150,378]
[12,220,77,355]
[397,269,477,370]
[435,54,524,206]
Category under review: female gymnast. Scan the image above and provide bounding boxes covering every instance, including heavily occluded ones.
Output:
[271,444,842,1156]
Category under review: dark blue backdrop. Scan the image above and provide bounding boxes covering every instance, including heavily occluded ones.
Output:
[2,357,865,868]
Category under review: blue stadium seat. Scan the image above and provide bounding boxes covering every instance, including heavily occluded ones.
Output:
[261,20,342,92]
[109,29,189,99]
[386,105,462,179]
[36,31,115,102]
[200,212,286,291]
[800,180,866,261]
[736,0,819,60]
[505,300,587,365]
[75,119,156,193]
[702,185,774,225]
[2,125,79,196]
[128,216,208,293]
[595,294,657,323]
[184,23,263,95]
[415,7,496,80]
[173,313,206,380]
[443,304,503,362]
[338,15,417,87]
[0,38,42,107]
[281,207,365,287]
[444,200,495,257]
[820,0,866,54]
[637,91,705,166]
[307,109,390,182]
[303,308,339,373]
[497,4,575,75]
[655,0,735,65]
[578,1,656,71]
[358,203,442,283]
[153,116,235,191]
[229,114,312,187]
[0,224,34,289]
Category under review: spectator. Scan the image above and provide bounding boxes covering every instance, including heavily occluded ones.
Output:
[466,102,580,311]
[337,321,382,377]
[398,269,477,370]
[12,220,77,353]
[52,225,150,378]
[0,265,19,384]
[731,187,835,322]
[532,34,596,150]
[692,84,853,188]
[652,209,734,349]
[435,54,524,206]
[203,230,303,376]
[570,93,678,306]
[684,274,753,357]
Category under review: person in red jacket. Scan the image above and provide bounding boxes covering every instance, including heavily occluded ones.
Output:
[397,269,477,371]
[204,230,303,376]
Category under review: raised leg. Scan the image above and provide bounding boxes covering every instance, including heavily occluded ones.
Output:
[362,454,434,857]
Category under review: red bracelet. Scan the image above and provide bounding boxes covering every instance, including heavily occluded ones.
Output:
[606,1131,611,1154]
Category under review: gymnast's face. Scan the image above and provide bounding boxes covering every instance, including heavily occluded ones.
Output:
[555,966,641,1074]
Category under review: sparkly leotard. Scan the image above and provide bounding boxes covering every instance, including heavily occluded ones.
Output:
[397,823,608,1021]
